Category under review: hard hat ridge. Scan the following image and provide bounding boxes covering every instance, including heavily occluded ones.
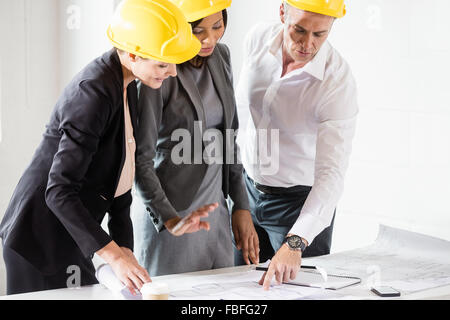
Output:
[285,0,346,18]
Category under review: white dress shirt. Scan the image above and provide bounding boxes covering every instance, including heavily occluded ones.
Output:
[236,22,359,244]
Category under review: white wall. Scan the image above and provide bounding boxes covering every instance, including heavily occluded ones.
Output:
[0,0,61,296]
[226,0,450,252]
[325,0,450,249]
[59,0,116,87]
[0,0,115,296]
[1,0,449,295]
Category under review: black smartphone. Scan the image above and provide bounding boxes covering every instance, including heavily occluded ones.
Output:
[371,286,401,297]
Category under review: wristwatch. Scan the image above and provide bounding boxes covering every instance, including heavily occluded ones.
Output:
[284,235,307,252]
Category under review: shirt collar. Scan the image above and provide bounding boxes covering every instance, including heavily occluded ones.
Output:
[268,26,329,81]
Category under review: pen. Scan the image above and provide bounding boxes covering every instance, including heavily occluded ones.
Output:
[255,265,316,271]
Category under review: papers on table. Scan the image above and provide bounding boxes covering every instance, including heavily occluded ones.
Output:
[92,225,450,300]
[164,269,327,300]
[160,225,450,299]
[304,225,450,294]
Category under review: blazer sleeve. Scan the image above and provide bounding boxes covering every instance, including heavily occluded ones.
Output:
[219,44,251,213]
[134,82,178,232]
[108,190,133,251]
[45,80,113,259]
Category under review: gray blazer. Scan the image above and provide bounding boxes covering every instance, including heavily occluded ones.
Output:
[135,43,249,232]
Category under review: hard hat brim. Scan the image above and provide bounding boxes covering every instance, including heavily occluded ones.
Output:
[158,37,202,64]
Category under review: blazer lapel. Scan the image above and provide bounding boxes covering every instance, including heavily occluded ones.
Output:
[127,81,138,132]
[177,64,207,124]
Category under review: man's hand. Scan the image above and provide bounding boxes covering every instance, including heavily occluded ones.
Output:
[165,203,219,236]
[232,210,260,265]
[259,244,302,290]
[96,241,151,296]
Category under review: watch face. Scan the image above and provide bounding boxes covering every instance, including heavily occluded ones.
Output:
[287,236,303,249]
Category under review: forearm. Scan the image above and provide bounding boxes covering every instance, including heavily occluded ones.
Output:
[135,164,179,229]
[228,109,250,212]
[135,84,179,230]
[290,117,357,243]
[229,164,250,213]
[108,190,133,250]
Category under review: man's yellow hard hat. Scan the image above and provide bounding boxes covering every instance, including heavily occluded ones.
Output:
[286,0,346,18]
[107,0,201,64]
[170,0,232,23]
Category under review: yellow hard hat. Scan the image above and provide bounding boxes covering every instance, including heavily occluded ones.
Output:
[170,0,232,22]
[286,0,346,18]
[107,0,201,64]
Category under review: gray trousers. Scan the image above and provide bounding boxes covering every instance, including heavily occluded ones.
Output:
[234,172,335,265]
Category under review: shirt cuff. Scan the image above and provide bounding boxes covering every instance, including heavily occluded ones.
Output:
[288,213,330,246]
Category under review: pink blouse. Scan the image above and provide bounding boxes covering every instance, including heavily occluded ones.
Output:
[115,88,136,198]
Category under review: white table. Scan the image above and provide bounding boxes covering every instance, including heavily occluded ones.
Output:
[1,264,449,300]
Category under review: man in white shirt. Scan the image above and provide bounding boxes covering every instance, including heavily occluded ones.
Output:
[235,0,358,290]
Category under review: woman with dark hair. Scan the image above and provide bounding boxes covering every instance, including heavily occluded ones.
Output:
[132,0,260,276]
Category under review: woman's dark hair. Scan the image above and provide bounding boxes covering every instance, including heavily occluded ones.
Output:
[188,9,228,68]
[191,9,228,30]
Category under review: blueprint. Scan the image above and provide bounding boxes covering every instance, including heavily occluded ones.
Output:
[94,225,450,300]
[304,225,450,294]
[163,268,340,300]
[161,225,450,299]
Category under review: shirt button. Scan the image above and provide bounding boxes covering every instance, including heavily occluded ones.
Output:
[153,218,159,224]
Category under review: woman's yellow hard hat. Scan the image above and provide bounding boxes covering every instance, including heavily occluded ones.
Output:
[170,0,232,23]
[286,0,346,18]
[107,0,201,64]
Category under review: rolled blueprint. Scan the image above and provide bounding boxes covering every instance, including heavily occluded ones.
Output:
[95,263,142,300]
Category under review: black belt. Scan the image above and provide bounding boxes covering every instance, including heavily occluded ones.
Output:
[248,176,311,195]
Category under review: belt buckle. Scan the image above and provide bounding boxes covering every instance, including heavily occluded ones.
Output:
[254,181,269,195]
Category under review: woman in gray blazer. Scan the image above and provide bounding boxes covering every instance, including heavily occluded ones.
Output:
[132,1,260,276]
